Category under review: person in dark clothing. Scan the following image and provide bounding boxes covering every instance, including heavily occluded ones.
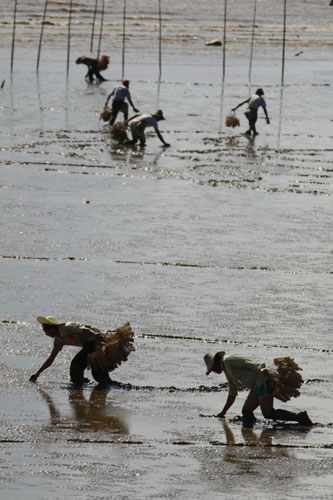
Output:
[29,316,134,387]
[75,55,109,82]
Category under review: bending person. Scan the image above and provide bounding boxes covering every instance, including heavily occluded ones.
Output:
[75,55,109,82]
[30,316,134,387]
[125,109,170,147]
[204,351,313,427]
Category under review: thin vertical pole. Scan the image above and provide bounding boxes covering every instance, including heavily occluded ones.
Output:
[122,0,126,79]
[248,0,257,87]
[67,0,73,76]
[90,0,99,53]
[281,0,287,86]
[97,0,105,59]
[222,0,227,83]
[37,0,49,72]
[158,0,162,81]
[11,0,18,72]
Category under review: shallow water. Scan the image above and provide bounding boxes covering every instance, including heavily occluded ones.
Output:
[1,1,333,499]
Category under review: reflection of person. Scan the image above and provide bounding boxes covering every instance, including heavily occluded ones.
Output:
[204,351,313,427]
[30,316,134,387]
[38,387,128,434]
[75,55,109,82]
[105,80,139,125]
[125,110,170,147]
[232,88,270,136]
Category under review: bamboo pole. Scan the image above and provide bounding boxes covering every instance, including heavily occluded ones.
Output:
[281,0,287,86]
[66,0,73,76]
[97,0,105,59]
[122,0,126,80]
[36,0,49,73]
[222,0,227,83]
[158,0,162,82]
[11,0,18,72]
[90,0,99,53]
[248,0,257,87]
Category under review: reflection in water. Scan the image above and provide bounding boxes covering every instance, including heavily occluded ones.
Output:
[38,387,129,434]
[277,85,284,150]
[218,82,225,134]
[220,420,291,471]
[36,75,45,130]
[156,79,161,109]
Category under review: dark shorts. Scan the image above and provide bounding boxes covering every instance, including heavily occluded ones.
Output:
[250,379,272,399]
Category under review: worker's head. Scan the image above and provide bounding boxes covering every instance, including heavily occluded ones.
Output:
[256,88,264,96]
[204,351,225,375]
[123,79,130,87]
[37,316,64,337]
[153,109,165,121]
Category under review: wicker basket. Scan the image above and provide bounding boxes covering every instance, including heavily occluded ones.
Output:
[225,112,240,128]
[100,106,112,122]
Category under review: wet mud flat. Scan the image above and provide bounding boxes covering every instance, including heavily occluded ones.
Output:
[0,337,333,500]
[1,2,333,498]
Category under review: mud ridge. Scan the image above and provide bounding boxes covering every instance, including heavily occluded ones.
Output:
[111,381,227,393]
[138,333,333,355]
[1,255,86,261]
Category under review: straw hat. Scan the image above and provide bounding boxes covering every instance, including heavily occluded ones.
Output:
[36,316,65,326]
[204,351,225,375]
[154,109,165,120]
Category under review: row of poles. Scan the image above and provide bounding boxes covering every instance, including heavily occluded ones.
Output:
[10,0,163,80]
[11,0,287,85]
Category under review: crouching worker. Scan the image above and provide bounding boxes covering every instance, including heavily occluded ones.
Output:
[75,55,109,82]
[204,351,313,427]
[125,109,170,147]
[30,316,135,387]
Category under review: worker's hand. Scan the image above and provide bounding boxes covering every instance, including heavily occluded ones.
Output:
[29,374,38,382]
[232,107,236,112]
[134,107,139,113]
[162,143,170,148]
[216,411,226,418]
[266,117,270,124]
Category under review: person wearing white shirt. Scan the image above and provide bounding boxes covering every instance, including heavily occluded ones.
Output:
[232,88,270,136]
[125,109,170,147]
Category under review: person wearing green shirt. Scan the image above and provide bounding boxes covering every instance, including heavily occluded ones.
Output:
[204,351,313,427]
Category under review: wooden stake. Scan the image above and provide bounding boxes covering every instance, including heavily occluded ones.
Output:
[222,0,227,83]
[122,0,126,80]
[90,0,99,53]
[67,0,73,76]
[37,0,49,72]
[248,0,257,87]
[11,0,18,72]
[158,0,162,82]
[281,0,287,86]
[97,0,105,59]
